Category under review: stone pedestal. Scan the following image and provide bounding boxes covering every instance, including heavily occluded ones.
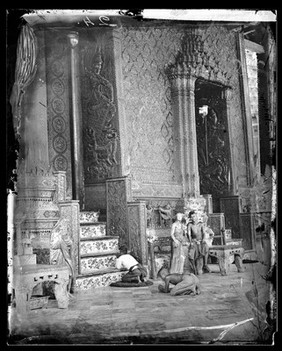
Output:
[13,264,70,314]
[14,254,37,266]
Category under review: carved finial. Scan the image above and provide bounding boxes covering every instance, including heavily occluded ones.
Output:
[67,32,79,48]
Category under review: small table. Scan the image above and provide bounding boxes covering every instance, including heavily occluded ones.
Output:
[13,264,70,314]
[149,237,172,279]
[209,244,245,275]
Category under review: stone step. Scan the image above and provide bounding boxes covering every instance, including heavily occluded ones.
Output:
[75,268,126,290]
[80,223,106,239]
[80,237,119,256]
[79,211,101,224]
[80,253,117,275]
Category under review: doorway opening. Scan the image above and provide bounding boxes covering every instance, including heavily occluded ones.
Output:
[195,78,233,212]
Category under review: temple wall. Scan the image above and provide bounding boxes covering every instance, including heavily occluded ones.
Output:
[120,24,249,200]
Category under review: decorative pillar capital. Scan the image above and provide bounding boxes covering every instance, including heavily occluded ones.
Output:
[67,31,79,48]
[166,63,197,99]
[222,87,232,102]
[166,63,197,81]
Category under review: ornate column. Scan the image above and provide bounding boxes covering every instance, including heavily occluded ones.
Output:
[167,63,200,198]
[67,31,84,207]
[223,87,237,194]
[236,32,255,186]
[183,75,200,197]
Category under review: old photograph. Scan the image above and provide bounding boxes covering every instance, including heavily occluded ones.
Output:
[6,9,277,345]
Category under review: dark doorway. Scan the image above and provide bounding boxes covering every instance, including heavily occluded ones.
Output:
[195,78,233,212]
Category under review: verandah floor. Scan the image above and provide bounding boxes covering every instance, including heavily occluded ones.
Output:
[8,261,274,345]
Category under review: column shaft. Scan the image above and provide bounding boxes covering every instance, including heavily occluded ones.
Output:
[68,32,84,206]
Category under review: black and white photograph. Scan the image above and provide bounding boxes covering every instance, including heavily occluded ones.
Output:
[6,8,277,345]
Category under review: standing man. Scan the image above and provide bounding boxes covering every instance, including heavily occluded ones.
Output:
[187,211,211,275]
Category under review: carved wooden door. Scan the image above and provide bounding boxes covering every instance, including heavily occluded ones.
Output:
[195,79,232,212]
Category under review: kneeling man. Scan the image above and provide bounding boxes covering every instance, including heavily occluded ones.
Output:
[158,266,201,296]
[116,245,147,283]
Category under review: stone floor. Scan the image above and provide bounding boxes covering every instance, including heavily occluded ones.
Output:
[8,261,275,345]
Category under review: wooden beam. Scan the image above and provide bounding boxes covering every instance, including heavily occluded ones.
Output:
[244,38,265,53]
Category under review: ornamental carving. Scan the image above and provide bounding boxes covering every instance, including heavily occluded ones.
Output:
[195,84,232,198]
[106,179,129,248]
[52,116,66,134]
[84,126,119,180]
[51,60,64,77]
[51,98,65,114]
[51,78,65,96]
[167,25,240,86]
[81,44,120,182]
[46,31,72,198]
[53,135,67,153]
[53,155,68,171]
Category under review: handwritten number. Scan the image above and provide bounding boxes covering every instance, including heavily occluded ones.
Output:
[99,16,116,27]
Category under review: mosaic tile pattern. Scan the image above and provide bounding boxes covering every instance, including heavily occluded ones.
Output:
[75,271,126,290]
[79,211,100,223]
[80,238,119,256]
[80,255,117,274]
[80,224,106,239]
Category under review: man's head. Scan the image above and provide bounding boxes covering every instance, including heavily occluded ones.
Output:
[189,211,197,222]
[176,213,183,221]
[119,245,128,255]
[157,266,169,281]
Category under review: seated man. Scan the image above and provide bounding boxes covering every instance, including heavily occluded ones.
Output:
[116,245,147,283]
[158,266,201,296]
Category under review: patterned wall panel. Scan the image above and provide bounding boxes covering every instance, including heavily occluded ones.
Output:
[127,201,148,264]
[121,26,183,193]
[106,178,129,248]
[45,30,72,199]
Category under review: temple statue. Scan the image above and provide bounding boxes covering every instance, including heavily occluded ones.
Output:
[158,204,174,227]
[50,218,74,295]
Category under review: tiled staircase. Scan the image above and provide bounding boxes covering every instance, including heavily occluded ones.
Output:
[75,211,125,290]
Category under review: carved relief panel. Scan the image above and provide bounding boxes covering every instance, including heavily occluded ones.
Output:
[80,29,121,183]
